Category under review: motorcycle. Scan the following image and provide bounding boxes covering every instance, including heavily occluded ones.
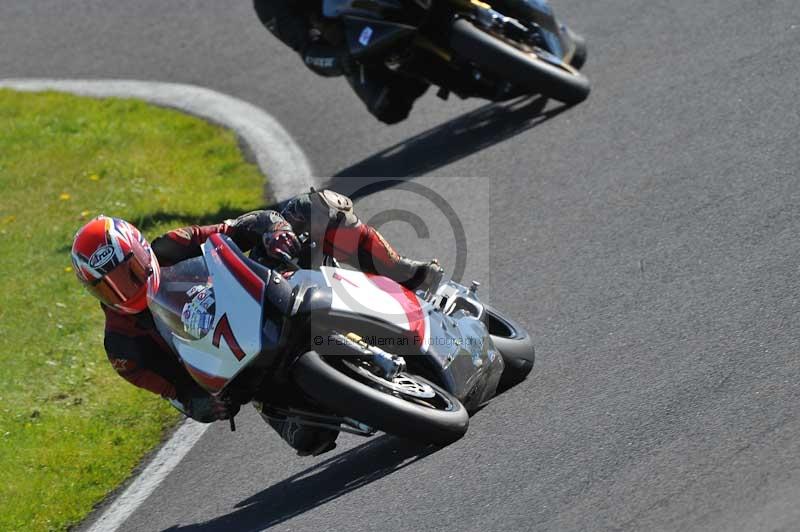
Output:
[322,0,590,105]
[148,232,535,446]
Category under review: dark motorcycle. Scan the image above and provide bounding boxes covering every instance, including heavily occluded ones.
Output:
[322,0,590,105]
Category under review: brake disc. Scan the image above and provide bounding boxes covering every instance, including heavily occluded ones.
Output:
[342,360,436,399]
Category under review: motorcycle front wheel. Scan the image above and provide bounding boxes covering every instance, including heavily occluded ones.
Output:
[450,18,590,104]
[291,351,469,446]
[483,303,536,392]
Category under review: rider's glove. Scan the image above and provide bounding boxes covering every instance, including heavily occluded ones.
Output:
[402,259,444,292]
[226,210,288,249]
[263,230,301,262]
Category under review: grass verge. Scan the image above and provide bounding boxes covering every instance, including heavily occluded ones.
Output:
[0,89,265,531]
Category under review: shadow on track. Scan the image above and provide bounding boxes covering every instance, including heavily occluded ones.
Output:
[134,97,569,227]
[327,95,569,190]
[162,435,439,532]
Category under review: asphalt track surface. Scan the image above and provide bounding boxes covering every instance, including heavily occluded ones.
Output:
[3,1,800,531]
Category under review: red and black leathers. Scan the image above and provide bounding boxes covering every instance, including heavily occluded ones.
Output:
[103,212,286,417]
[102,222,249,411]
[252,0,429,124]
[102,192,440,429]
[279,190,443,290]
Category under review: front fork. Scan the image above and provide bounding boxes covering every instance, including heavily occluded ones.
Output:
[341,332,407,380]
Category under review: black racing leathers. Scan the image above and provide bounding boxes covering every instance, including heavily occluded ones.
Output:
[253,0,350,77]
[253,0,429,124]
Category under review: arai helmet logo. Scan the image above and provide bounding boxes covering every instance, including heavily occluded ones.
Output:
[89,245,115,268]
[359,26,373,46]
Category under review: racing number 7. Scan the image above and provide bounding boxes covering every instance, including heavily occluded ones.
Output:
[212,314,246,361]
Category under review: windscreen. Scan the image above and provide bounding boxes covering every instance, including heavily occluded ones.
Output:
[148,256,216,341]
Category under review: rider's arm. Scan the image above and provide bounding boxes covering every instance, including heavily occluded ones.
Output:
[107,353,178,399]
[101,306,197,400]
[103,329,179,399]
[253,0,352,77]
[151,210,288,266]
[105,344,234,421]
[103,309,237,421]
[151,223,234,267]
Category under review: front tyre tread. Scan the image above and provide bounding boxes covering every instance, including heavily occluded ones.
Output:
[450,18,590,104]
[292,351,469,446]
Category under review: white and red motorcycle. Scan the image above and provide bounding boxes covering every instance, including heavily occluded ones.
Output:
[148,233,534,445]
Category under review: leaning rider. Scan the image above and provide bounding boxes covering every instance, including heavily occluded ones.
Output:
[70,189,441,456]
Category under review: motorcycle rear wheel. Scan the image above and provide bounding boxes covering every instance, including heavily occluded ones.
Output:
[292,351,469,446]
[450,18,590,104]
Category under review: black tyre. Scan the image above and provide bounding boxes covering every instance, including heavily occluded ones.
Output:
[292,351,469,445]
[483,304,535,391]
[450,18,590,104]
[564,27,588,69]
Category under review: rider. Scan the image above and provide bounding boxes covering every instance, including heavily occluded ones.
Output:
[252,0,430,125]
[71,189,441,456]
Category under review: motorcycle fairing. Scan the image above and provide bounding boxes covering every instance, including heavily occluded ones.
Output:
[421,289,504,410]
[309,268,503,410]
[170,235,265,393]
[343,17,417,58]
[319,266,431,349]
[510,0,567,58]
[323,0,406,21]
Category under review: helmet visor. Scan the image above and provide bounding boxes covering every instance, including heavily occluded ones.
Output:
[87,250,151,307]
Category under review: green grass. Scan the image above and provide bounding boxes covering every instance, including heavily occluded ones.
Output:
[0,89,265,531]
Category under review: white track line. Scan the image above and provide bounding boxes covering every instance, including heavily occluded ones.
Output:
[85,420,210,532]
[0,79,314,532]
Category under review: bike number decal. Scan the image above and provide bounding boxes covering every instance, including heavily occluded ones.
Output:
[212,314,246,361]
